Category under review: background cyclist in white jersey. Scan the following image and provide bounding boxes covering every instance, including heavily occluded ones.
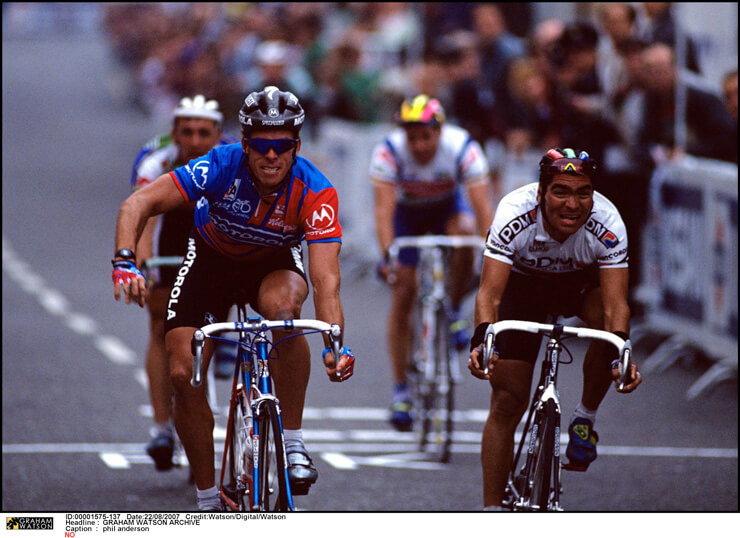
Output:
[370,95,494,431]
[468,148,642,510]
[130,95,233,471]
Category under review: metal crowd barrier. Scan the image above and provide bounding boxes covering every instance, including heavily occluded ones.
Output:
[635,155,737,399]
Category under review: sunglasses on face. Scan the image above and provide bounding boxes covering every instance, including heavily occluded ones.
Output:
[244,138,299,155]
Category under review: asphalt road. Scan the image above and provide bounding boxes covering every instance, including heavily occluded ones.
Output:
[2,31,737,516]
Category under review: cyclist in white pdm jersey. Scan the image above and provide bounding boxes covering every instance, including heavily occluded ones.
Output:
[468,148,641,510]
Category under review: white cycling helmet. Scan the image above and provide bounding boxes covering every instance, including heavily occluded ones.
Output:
[173,94,223,125]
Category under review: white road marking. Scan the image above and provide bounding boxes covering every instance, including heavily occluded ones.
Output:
[3,237,139,368]
[99,452,130,469]
[321,452,359,470]
[94,334,136,365]
[36,288,70,315]
[3,441,736,459]
[134,370,148,390]
[65,312,99,335]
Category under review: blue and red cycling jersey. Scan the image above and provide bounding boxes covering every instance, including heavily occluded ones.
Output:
[170,144,342,260]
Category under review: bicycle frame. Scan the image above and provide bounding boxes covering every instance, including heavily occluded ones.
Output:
[390,235,485,389]
[388,235,484,460]
[483,320,632,511]
[191,311,342,511]
[508,328,565,511]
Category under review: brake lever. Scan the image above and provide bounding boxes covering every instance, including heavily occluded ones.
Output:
[618,346,631,391]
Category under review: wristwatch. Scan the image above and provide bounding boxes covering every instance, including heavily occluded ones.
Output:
[113,248,136,261]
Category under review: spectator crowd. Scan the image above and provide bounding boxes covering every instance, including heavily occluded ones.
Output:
[101,2,736,299]
[102,3,736,160]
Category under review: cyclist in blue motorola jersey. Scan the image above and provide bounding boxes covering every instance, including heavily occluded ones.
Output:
[112,86,355,511]
[130,95,237,472]
[371,95,493,431]
[468,148,641,510]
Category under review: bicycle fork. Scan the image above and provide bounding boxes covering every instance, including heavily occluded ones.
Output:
[249,335,295,511]
[507,339,564,511]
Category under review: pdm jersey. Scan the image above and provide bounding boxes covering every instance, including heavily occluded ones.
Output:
[170,144,342,260]
[485,182,628,275]
[369,123,489,206]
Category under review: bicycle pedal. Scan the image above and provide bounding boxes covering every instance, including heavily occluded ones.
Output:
[289,481,313,496]
[221,483,238,503]
[562,461,590,472]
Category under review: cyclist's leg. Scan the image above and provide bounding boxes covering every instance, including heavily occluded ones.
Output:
[163,232,231,504]
[388,264,417,386]
[146,287,173,424]
[579,287,614,411]
[166,325,217,489]
[482,271,547,507]
[250,248,316,493]
[482,360,534,507]
[564,271,607,469]
[144,286,175,469]
[254,269,310,430]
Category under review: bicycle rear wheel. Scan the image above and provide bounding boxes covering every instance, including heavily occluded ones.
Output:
[254,399,292,511]
[418,306,454,463]
[221,389,252,511]
[530,399,556,511]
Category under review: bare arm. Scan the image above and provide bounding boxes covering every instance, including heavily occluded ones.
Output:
[372,181,397,256]
[598,267,630,334]
[466,180,494,237]
[470,257,512,379]
[599,266,641,392]
[307,241,352,381]
[115,173,187,255]
[113,173,187,305]
[474,257,512,327]
[135,217,158,267]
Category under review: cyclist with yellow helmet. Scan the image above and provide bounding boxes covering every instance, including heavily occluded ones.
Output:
[370,94,494,430]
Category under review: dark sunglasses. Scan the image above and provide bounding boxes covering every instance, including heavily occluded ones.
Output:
[244,138,299,155]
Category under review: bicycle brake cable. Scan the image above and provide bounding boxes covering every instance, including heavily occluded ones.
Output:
[550,334,575,364]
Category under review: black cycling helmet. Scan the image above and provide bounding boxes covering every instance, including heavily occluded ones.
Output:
[238,85,305,138]
[538,148,597,189]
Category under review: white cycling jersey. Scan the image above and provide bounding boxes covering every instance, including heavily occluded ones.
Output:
[133,144,182,190]
[485,182,628,275]
[369,123,489,206]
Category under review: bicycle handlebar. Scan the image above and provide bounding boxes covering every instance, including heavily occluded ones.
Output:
[387,235,485,263]
[190,319,343,387]
[141,256,184,270]
[482,320,633,390]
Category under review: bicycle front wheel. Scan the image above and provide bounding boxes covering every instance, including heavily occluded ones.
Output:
[254,399,292,511]
[419,305,454,463]
[531,399,556,511]
[222,389,252,511]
